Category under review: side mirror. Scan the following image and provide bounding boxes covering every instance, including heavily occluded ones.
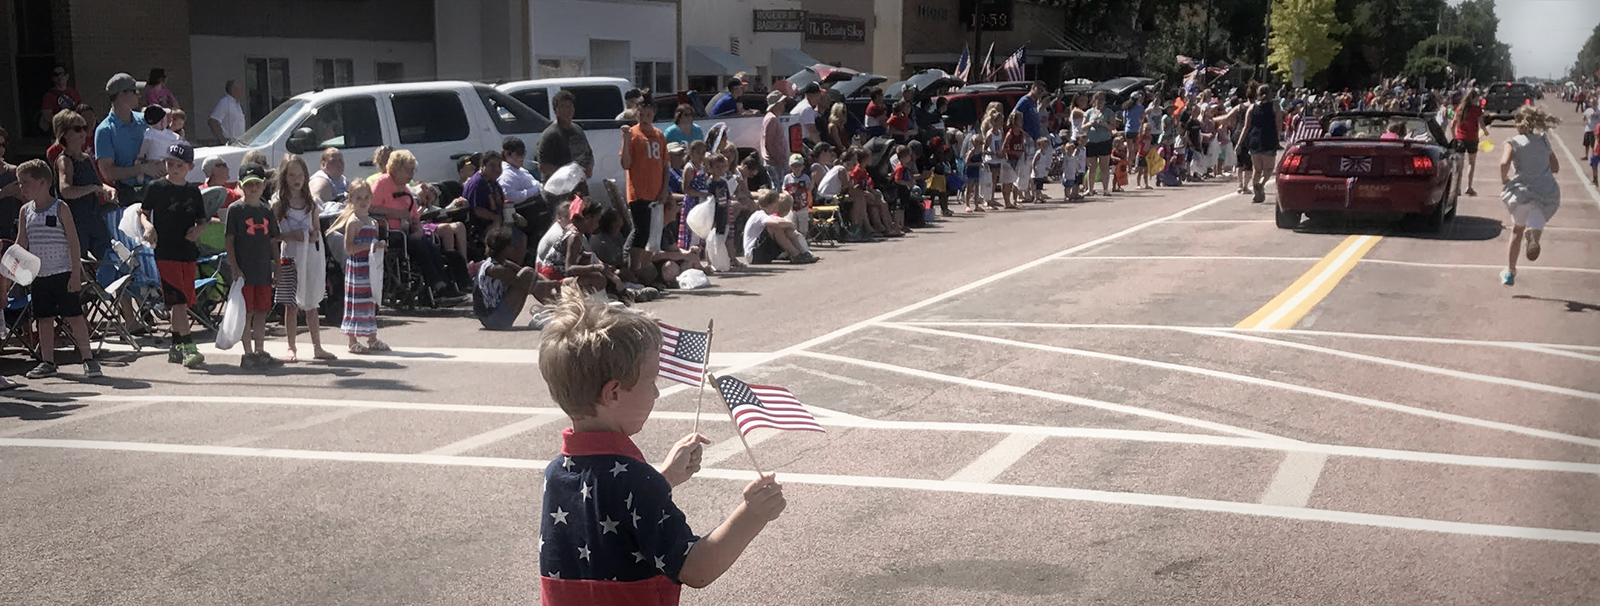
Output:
[286,127,316,155]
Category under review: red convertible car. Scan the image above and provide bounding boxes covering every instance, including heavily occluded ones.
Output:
[1274,112,1460,230]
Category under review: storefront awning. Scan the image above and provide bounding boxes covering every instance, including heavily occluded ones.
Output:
[687,45,755,76]
[770,48,825,79]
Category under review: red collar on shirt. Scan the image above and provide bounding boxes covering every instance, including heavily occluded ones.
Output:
[560,427,646,462]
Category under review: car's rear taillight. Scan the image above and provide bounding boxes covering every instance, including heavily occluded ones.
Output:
[1411,155,1434,174]
[1279,152,1305,174]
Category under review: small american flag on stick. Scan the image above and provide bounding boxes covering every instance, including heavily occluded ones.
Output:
[716,376,825,436]
[657,321,709,386]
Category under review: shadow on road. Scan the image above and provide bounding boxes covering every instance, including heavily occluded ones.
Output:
[0,398,89,419]
[1513,294,1600,312]
[1296,214,1503,241]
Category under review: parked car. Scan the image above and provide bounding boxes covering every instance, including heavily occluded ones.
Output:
[1274,111,1460,230]
[1090,76,1156,106]
[1483,82,1539,123]
[883,69,964,101]
[499,77,804,185]
[831,73,890,99]
[190,81,547,185]
[937,85,1028,131]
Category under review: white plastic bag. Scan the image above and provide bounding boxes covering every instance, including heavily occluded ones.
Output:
[118,203,147,244]
[675,268,710,290]
[368,244,385,305]
[704,230,731,272]
[0,245,40,286]
[293,237,327,309]
[687,201,716,238]
[215,280,246,350]
[645,201,664,253]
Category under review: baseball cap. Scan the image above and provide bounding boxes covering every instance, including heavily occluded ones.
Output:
[52,66,69,77]
[201,156,228,175]
[802,82,822,95]
[788,153,805,166]
[106,72,138,96]
[164,141,194,165]
[666,142,687,155]
[143,105,167,125]
[766,90,787,111]
[727,78,744,90]
[238,162,269,186]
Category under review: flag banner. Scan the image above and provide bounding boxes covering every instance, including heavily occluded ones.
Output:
[716,376,824,436]
[954,45,972,83]
[999,47,1026,82]
[1176,55,1196,68]
[980,43,995,83]
[657,321,709,386]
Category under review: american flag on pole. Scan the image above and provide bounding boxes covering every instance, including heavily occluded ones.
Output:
[657,322,709,386]
[979,43,995,83]
[954,45,972,83]
[716,376,824,436]
[1176,55,1197,68]
[998,47,1026,82]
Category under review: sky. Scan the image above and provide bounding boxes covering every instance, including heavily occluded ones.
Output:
[1450,0,1600,78]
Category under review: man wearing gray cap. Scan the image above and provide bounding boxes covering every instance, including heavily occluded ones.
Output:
[95,72,165,203]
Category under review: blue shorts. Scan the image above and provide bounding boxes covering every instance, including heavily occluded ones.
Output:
[478,302,519,330]
[1590,154,1600,169]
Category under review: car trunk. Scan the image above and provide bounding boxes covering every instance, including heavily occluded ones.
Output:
[1290,140,1434,179]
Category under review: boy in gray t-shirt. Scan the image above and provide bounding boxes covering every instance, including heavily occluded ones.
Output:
[225,162,282,369]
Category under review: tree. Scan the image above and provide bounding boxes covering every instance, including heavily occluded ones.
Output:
[1572,23,1600,81]
[1268,0,1345,82]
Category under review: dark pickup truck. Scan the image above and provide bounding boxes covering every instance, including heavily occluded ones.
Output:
[1483,82,1539,123]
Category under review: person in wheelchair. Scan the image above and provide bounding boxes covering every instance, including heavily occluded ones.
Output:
[368,150,464,301]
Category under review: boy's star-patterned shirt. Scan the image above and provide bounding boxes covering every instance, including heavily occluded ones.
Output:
[540,428,699,605]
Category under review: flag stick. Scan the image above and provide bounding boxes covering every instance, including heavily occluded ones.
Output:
[709,373,765,476]
[691,320,714,436]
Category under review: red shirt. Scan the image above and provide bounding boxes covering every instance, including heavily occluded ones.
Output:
[865,101,887,127]
[41,87,82,119]
[848,165,873,189]
[886,114,910,134]
[1003,129,1026,160]
[1455,105,1484,141]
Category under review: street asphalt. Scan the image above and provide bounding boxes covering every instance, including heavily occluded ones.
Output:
[1,105,1597,605]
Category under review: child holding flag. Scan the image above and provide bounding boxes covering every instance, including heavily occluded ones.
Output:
[536,281,785,604]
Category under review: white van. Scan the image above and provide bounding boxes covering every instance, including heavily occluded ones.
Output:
[190,81,549,186]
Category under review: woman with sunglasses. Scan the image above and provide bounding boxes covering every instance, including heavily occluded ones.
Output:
[51,110,118,261]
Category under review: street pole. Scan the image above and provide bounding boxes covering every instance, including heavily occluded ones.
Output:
[1203,0,1212,68]
[973,8,983,83]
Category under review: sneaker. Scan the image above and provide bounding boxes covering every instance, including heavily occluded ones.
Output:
[1500,269,1515,286]
[262,354,284,368]
[528,309,556,330]
[792,252,820,264]
[82,360,102,378]
[25,362,57,379]
[182,343,206,368]
[168,345,184,364]
[240,352,260,370]
[1525,235,1541,261]
[0,375,18,391]
[1465,187,1477,196]
[1252,183,1266,203]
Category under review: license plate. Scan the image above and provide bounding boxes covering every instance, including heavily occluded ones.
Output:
[1339,156,1373,173]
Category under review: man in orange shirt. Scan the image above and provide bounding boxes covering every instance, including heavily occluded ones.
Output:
[619,99,670,278]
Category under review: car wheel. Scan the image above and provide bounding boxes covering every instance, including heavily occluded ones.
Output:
[1423,197,1449,231]
[1275,204,1302,229]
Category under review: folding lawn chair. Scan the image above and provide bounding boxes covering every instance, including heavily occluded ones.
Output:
[808,204,845,246]
[81,255,140,353]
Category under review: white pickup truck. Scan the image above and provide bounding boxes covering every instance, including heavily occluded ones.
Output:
[497,77,805,183]
[189,81,548,186]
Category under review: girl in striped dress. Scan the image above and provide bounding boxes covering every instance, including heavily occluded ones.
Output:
[329,179,388,353]
[677,140,710,250]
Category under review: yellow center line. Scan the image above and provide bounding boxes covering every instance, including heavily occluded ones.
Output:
[1236,235,1384,330]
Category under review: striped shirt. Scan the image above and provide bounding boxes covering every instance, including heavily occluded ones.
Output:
[23,199,72,277]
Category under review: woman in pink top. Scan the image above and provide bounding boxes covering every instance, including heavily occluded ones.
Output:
[144,68,179,108]
[369,150,461,298]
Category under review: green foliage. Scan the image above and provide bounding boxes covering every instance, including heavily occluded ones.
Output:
[1404,56,1455,87]
[1268,0,1345,82]
[1570,23,1600,81]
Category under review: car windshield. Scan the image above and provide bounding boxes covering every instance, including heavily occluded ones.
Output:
[1488,83,1532,96]
[235,99,306,147]
[1325,116,1436,143]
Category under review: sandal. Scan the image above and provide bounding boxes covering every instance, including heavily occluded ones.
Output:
[366,339,391,352]
[312,349,338,361]
[285,348,299,363]
[348,342,370,354]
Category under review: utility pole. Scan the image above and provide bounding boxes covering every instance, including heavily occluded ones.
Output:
[1203,0,1212,67]
[972,6,984,83]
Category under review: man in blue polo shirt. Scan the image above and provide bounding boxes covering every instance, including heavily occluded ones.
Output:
[1015,81,1046,140]
[96,73,165,201]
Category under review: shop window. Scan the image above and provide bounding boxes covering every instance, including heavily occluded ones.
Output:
[314,59,354,90]
[375,62,405,84]
[538,58,587,78]
[635,61,675,93]
[245,58,291,125]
